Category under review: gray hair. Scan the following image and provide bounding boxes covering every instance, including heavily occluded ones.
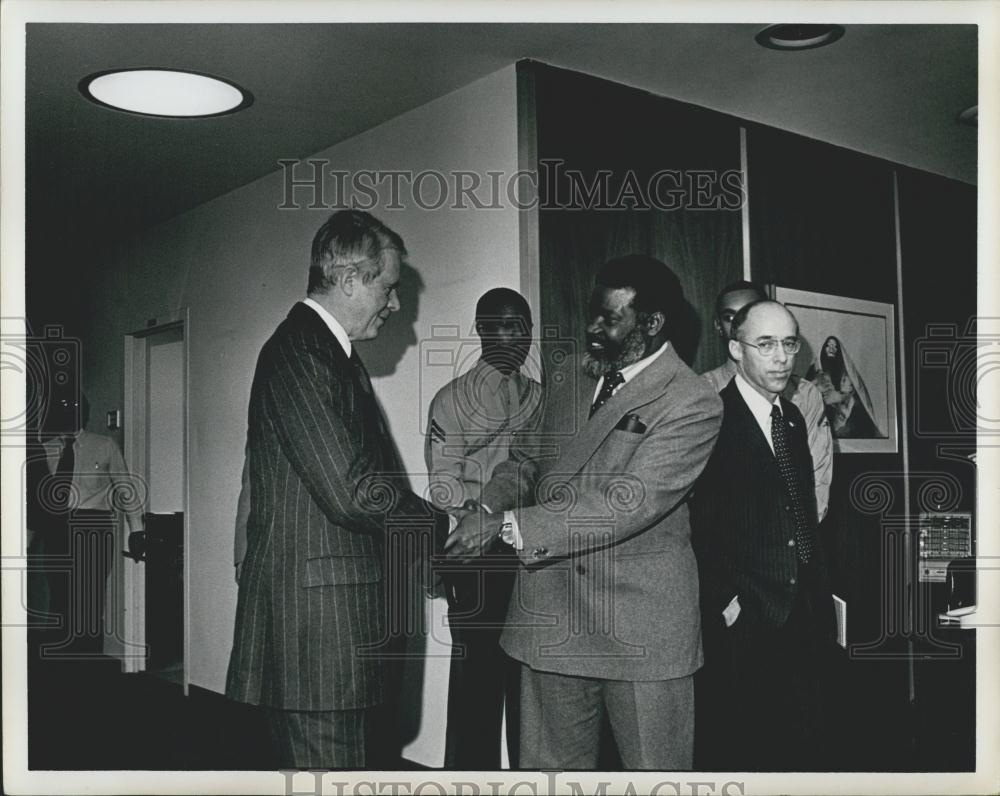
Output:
[307,210,406,295]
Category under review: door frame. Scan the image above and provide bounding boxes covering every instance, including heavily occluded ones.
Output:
[121,309,189,690]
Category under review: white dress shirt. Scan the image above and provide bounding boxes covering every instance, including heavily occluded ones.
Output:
[303,297,351,358]
[733,371,782,454]
[703,358,832,522]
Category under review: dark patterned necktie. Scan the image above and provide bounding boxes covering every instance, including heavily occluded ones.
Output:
[590,370,625,418]
[771,404,813,563]
[54,435,75,514]
[350,349,399,468]
[350,350,374,396]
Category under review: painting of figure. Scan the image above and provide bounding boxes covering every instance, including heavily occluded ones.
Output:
[774,287,898,454]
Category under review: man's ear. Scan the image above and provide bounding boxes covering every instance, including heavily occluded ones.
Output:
[728,338,743,363]
[713,317,723,337]
[643,311,665,337]
[339,265,358,297]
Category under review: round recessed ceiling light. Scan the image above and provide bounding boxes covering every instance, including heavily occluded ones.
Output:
[80,68,252,118]
[755,24,845,51]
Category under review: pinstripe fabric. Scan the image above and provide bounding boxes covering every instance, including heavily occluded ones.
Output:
[690,378,831,627]
[226,303,448,712]
[264,707,366,768]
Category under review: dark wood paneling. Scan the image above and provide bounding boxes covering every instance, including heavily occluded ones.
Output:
[897,168,977,771]
[747,124,912,768]
[748,127,898,304]
[748,125,976,770]
[527,62,744,445]
[523,61,977,772]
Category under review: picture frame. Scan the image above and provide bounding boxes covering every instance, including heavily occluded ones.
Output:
[772,286,899,454]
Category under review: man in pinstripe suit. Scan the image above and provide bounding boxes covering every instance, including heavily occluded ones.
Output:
[225,210,452,769]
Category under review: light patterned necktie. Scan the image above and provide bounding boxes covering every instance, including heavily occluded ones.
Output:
[590,370,624,418]
[771,404,813,563]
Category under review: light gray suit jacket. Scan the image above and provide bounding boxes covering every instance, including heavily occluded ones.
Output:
[500,344,723,681]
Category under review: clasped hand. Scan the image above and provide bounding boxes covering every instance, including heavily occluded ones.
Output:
[443,502,503,564]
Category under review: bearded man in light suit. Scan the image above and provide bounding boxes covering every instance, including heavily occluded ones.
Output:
[446,255,723,770]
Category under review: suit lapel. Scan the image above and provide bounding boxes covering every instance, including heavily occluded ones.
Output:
[289,302,396,468]
[722,379,782,480]
[556,345,681,477]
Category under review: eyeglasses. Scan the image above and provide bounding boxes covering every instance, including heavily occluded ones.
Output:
[738,337,801,357]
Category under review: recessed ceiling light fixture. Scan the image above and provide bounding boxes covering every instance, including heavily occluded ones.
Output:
[755,24,845,51]
[79,68,253,118]
[957,105,978,126]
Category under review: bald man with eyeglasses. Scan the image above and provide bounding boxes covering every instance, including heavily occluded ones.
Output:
[702,281,832,523]
[690,300,837,772]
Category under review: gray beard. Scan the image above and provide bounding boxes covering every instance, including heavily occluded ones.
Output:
[582,327,648,379]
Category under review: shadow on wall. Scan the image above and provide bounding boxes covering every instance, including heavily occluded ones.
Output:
[357,260,424,378]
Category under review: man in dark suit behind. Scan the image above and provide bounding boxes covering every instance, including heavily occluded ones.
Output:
[691,300,837,772]
[226,210,452,769]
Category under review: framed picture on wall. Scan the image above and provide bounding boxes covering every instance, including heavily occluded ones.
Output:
[772,286,898,454]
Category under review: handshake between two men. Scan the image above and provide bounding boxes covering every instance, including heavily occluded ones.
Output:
[442,501,513,564]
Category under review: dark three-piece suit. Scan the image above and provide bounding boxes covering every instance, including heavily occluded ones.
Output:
[691,377,837,772]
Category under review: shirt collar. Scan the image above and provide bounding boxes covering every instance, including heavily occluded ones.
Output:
[619,340,671,384]
[472,357,517,395]
[302,298,352,358]
[735,371,782,423]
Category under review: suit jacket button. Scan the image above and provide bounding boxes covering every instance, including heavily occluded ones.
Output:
[532,547,548,559]
[576,564,586,575]
[790,577,797,585]
[788,539,795,547]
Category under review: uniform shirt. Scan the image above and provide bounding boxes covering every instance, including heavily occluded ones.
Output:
[703,359,833,521]
[43,430,144,531]
[425,358,542,508]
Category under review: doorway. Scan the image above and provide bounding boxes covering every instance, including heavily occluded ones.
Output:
[119,312,188,690]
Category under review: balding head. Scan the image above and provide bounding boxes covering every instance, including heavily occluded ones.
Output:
[729,300,800,400]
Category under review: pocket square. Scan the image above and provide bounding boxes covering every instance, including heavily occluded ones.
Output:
[615,413,646,434]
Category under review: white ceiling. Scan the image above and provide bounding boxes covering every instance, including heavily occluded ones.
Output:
[25,23,977,260]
